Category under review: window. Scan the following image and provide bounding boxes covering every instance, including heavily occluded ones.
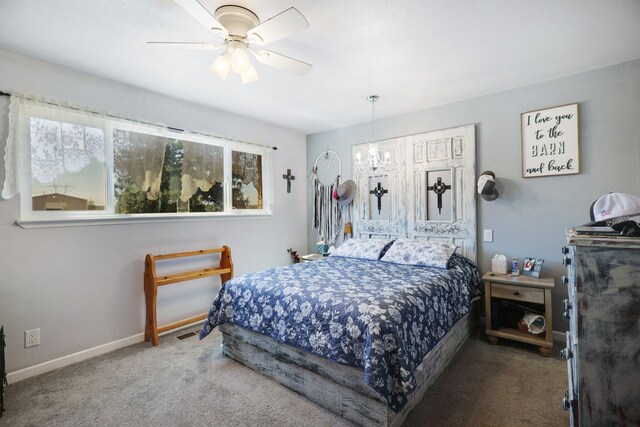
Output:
[30,117,106,211]
[112,129,225,214]
[2,97,272,224]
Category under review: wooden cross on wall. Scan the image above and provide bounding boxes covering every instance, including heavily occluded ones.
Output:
[370,182,388,215]
[282,169,295,193]
[427,177,451,214]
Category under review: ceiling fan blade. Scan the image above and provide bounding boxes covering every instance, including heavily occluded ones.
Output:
[247,8,309,45]
[173,0,228,36]
[253,50,312,76]
[146,42,225,50]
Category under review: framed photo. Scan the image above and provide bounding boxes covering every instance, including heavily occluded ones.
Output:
[522,257,544,278]
[521,103,579,178]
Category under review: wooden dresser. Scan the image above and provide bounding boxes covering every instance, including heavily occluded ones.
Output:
[561,230,640,426]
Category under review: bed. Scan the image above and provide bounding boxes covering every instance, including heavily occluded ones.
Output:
[200,239,480,426]
[201,125,478,425]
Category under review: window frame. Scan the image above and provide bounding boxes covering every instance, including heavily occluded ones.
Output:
[14,101,273,226]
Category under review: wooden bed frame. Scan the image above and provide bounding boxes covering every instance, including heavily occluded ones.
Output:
[219,303,476,427]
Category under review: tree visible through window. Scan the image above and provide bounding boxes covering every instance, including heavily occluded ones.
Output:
[114,130,224,214]
[232,151,262,209]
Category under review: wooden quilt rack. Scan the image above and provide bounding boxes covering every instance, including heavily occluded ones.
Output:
[144,246,233,346]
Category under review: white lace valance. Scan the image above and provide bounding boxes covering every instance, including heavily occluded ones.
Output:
[30,118,105,184]
[2,96,107,200]
[232,150,262,192]
[1,95,19,199]
[113,129,168,201]
[180,140,224,202]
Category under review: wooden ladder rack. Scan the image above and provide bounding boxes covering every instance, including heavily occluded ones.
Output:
[144,246,233,346]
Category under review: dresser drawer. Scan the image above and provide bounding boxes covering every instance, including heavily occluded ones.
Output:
[491,283,545,304]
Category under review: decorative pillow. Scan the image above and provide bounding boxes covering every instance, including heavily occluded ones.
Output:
[330,238,394,261]
[380,238,457,269]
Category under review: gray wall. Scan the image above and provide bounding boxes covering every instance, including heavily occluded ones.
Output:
[307,59,640,334]
[0,49,307,372]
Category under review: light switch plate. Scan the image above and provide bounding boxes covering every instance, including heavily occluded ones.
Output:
[483,229,493,242]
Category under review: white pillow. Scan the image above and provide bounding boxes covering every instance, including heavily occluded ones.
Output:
[329,238,393,261]
[380,238,456,269]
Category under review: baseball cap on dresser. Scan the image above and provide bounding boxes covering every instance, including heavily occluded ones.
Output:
[588,192,640,226]
[584,193,640,237]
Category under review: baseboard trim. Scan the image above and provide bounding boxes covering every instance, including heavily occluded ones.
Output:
[7,333,144,384]
[7,322,202,384]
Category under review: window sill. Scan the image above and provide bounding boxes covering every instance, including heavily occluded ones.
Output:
[16,211,272,229]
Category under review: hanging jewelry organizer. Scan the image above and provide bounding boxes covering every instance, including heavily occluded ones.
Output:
[312,149,342,246]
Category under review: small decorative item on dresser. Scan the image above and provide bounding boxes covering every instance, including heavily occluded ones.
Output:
[491,254,508,274]
[522,257,544,278]
[510,257,519,276]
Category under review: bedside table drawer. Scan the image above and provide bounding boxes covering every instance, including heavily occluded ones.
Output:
[491,283,544,304]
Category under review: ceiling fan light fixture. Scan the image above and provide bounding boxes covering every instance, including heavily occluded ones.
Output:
[240,64,259,84]
[230,45,252,74]
[209,52,231,80]
[157,1,313,82]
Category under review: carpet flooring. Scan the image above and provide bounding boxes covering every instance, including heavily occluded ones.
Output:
[1,327,568,426]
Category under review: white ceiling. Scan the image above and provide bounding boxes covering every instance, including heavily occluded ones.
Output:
[1,0,639,134]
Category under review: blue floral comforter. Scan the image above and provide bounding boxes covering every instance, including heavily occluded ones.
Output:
[200,253,480,413]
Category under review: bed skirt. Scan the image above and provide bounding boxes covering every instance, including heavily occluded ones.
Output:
[219,304,477,426]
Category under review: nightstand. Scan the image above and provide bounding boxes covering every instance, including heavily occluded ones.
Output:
[482,273,554,356]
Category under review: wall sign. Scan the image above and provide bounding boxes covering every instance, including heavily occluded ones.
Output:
[521,103,579,178]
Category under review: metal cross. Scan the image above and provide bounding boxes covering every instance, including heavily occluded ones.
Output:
[369,182,388,215]
[282,169,295,193]
[427,177,451,214]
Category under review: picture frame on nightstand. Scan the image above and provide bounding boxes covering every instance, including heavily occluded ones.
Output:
[522,257,544,278]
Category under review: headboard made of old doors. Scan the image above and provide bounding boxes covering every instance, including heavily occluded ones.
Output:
[352,124,477,262]
[352,137,406,240]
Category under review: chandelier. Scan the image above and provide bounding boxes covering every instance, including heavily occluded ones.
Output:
[355,95,389,173]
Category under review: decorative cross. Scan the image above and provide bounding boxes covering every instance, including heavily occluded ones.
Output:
[282,169,295,193]
[369,182,388,215]
[427,177,451,214]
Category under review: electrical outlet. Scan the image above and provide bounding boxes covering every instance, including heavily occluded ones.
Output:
[25,328,40,348]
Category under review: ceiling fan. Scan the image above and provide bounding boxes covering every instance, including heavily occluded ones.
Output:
[148,0,312,84]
